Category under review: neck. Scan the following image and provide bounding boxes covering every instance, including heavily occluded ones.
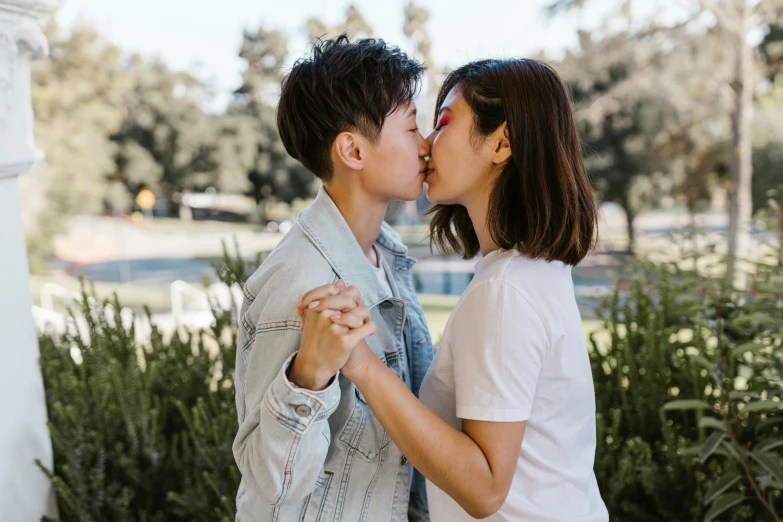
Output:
[323,180,387,262]
[463,189,500,258]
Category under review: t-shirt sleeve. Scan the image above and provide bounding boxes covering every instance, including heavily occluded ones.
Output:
[450,280,550,422]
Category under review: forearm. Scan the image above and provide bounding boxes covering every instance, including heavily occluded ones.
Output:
[235,331,340,505]
[288,351,337,391]
[234,381,335,505]
[351,356,504,517]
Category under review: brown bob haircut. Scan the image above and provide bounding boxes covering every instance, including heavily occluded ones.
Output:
[428,58,598,266]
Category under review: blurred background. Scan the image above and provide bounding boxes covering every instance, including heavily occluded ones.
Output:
[14,0,783,520]
[23,0,782,339]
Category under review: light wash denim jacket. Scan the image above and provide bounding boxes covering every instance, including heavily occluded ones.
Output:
[233,186,434,522]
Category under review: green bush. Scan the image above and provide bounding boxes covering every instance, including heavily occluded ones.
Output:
[36,243,260,521]
[591,234,783,521]
[37,235,783,521]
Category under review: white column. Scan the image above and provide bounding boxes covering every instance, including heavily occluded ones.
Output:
[0,1,59,520]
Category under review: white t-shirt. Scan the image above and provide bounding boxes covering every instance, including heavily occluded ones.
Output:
[419,249,608,522]
[370,245,395,299]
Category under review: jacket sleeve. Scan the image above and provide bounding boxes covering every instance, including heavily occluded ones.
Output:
[233,325,341,505]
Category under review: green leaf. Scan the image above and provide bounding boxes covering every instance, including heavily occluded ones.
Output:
[703,472,742,506]
[689,354,716,370]
[704,492,745,522]
[754,438,783,454]
[731,342,768,357]
[699,416,727,432]
[742,400,781,414]
[721,440,741,459]
[729,390,759,401]
[682,444,703,457]
[749,451,783,484]
[731,314,783,328]
[663,399,712,412]
[700,431,726,464]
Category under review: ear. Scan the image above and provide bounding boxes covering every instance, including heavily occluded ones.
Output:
[333,131,364,171]
[491,122,511,165]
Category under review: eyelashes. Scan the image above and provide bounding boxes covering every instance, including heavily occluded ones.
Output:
[435,115,450,130]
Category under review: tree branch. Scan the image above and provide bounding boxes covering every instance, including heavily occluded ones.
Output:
[698,0,746,36]
[726,423,782,522]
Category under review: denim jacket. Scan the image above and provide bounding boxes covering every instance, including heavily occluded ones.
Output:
[233,186,434,522]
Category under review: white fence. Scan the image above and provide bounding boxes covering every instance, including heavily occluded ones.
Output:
[32,280,244,345]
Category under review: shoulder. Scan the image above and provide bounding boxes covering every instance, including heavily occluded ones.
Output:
[454,278,541,324]
[452,258,556,343]
[243,225,338,324]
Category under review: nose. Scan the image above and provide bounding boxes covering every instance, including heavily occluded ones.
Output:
[418,130,431,157]
[425,129,436,147]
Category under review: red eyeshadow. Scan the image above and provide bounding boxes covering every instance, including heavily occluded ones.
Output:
[437,115,450,127]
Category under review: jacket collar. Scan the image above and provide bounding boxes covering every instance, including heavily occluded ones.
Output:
[298,186,408,307]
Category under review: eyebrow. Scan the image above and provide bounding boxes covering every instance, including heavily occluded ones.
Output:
[437,106,452,116]
[406,107,418,118]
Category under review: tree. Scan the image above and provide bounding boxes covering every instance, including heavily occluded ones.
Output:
[25,20,132,269]
[228,24,316,215]
[558,28,721,253]
[111,56,231,206]
[549,0,783,283]
[306,4,374,43]
[404,0,439,123]
[577,93,680,253]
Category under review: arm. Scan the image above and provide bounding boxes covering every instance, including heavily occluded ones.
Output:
[329,281,548,519]
[232,326,341,506]
[351,346,526,518]
[233,282,375,505]
[350,350,525,519]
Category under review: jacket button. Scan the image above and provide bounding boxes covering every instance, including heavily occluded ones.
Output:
[381,301,394,310]
[295,404,312,417]
[400,455,408,465]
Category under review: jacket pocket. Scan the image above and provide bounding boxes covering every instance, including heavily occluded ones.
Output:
[299,471,333,522]
[338,387,390,460]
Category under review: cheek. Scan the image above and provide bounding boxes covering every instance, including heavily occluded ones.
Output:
[432,134,480,192]
[433,133,463,173]
[385,135,417,163]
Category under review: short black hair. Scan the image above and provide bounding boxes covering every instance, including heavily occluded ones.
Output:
[277,34,425,181]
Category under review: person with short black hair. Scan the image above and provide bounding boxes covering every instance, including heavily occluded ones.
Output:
[232,34,434,522]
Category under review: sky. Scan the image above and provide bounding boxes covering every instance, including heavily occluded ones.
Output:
[55,0,592,110]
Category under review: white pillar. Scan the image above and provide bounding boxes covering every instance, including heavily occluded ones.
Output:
[0,1,59,520]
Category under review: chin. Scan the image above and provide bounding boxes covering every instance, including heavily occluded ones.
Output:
[424,182,443,204]
[401,180,425,201]
[425,185,458,206]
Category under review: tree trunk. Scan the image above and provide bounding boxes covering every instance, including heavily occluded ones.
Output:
[779,184,783,267]
[625,205,636,255]
[178,202,192,221]
[726,1,753,289]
